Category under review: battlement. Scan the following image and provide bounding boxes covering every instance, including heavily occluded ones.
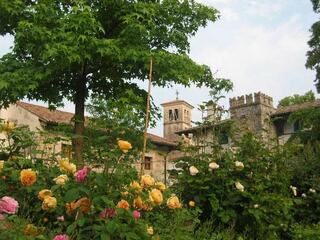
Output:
[229,92,273,108]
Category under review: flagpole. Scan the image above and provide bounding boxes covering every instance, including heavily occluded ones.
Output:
[140,58,153,177]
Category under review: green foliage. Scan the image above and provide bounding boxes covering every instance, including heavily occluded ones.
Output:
[290,223,320,240]
[307,0,320,92]
[171,133,294,239]
[277,91,315,107]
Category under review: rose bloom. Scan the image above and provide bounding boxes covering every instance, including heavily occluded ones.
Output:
[99,208,117,219]
[309,188,316,193]
[0,160,4,171]
[117,140,132,153]
[75,167,90,182]
[209,162,220,170]
[42,196,57,210]
[65,201,77,215]
[20,169,37,186]
[117,200,130,210]
[132,210,141,219]
[155,181,166,192]
[189,201,195,207]
[147,226,154,235]
[235,161,244,170]
[130,181,142,193]
[149,189,163,205]
[53,175,69,185]
[235,182,244,192]
[57,215,65,221]
[38,189,52,201]
[76,197,91,213]
[290,185,297,196]
[142,202,153,211]
[53,234,69,240]
[141,175,155,187]
[59,158,76,174]
[189,166,199,176]
[167,196,181,209]
[133,196,143,209]
[0,196,19,214]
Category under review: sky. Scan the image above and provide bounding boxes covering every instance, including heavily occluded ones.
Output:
[0,0,319,137]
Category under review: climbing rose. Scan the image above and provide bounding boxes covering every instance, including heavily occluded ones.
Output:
[235,161,244,170]
[290,185,297,196]
[167,196,181,209]
[53,175,69,185]
[189,201,195,207]
[99,208,117,219]
[189,166,199,176]
[59,158,76,174]
[117,200,130,210]
[235,182,244,192]
[141,175,155,187]
[53,234,69,240]
[149,189,163,205]
[132,210,141,219]
[42,196,57,210]
[75,167,90,182]
[38,189,52,201]
[0,160,4,171]
[20,169,37,186]
[155,181,166,192]
[117,140,132,153]
[0,196,19,214]
[209,162,220,170]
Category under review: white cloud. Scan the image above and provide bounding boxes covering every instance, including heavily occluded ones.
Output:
[245,0,284,18]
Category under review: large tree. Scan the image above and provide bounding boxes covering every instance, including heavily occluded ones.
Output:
[307,0,320,92]
[0,0,232,165]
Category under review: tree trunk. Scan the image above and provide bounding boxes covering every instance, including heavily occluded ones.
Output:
[73,63,86,167]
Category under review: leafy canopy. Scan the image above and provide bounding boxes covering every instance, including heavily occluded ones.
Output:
[0,0,232,108]
[307,0,320,92]
[278,90,315,107]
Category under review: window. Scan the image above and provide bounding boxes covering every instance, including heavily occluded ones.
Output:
[293,121,300,132]
[174,109,179,120]
[61,144,72,159]
[144,156,152,170]
[275,121,285,136]
[169,110,173,121]
[218,131,229,145]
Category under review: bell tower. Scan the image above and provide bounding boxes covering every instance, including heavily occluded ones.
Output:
[161,97,193,141]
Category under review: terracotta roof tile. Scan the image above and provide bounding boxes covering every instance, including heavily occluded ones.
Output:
[272,99,320,116]
[16,102,74,124]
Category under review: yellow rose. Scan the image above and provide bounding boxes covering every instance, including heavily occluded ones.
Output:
[76,197,91,213]
[42,196,57,210]
[117,140,132,153]
[53,174,69,185]
[209,162,220,170]
[117,199,130,210]
[149,189,163,205]
[20,169,37,186]
[2,122,15,132]
[147,226,154,235]
[189,201,195,207]
[59,158,76,174]
[0,160,4,171]
[38,189,52,201]
[235,161,244,170]
[134,196,143,209]
[155,181,166,192]
[130,181,142,193]
[141,175,155,187]
[167,196,181,209]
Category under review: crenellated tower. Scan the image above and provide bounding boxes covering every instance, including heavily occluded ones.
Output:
[229,92,276,139]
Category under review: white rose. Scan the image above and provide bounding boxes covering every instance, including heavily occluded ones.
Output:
[235,181,244,192]
[290,185,297,196]
[309,188,316,193]
[189,166,199,176]
[301,193,307,198]
[253,204,259,208]
[53,174,69,185]
[235,161,244,170]
[209,162,220,170]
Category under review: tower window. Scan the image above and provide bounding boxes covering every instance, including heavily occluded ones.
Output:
[169,110,173,121]
[144,156,152,170]
[174,109,179,120]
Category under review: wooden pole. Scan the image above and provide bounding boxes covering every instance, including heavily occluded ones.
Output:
[140,58,153,177]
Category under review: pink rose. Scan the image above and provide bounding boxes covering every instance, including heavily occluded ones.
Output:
[75,167,90,182]
[0,196,19,214]
[132,210,141,219]
[99,208,117,219]
[53,234,69,240]
[57,215,65,222]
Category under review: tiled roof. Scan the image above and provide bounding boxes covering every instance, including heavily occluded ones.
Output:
[16,101,74,124]
[176,119,232,134]
[147,133,177,147]
[272,99,320,116]
[17,101,176,147]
